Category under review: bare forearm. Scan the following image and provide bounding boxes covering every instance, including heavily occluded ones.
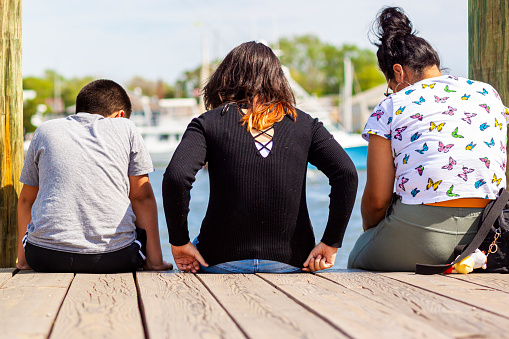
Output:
[361,194,389,231]
[17,201,33,267]
[131,197,164,264]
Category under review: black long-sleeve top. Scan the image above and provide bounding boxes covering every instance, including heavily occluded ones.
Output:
[162,104,358,268]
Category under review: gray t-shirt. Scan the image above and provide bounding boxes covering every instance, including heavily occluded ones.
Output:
[20,113,154,253]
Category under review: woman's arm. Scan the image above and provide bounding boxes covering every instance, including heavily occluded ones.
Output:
[361,134,395,231]
[17,184,38,270]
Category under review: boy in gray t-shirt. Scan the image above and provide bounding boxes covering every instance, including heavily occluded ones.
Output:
[17,79,171,273]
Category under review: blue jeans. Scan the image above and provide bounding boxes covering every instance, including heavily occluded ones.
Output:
[192,237,302,273]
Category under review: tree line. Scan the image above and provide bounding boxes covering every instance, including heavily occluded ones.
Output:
[23,35,385,133]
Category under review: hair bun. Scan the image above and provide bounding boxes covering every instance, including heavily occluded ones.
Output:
[376,7,413,46]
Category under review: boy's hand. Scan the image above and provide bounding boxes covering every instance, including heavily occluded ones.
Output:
[302,242,337,272]
[16,258,31,270]
[144,259,173,271]
[171,242,208,273]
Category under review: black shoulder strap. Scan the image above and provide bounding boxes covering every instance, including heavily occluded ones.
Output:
[415,188,509,275]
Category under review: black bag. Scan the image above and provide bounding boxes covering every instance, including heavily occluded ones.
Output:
[416,188,509,274]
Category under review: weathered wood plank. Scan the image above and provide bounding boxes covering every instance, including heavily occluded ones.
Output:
[380,272,509,318]
[259,273,447,339]
[0,272,73,339]
[319,271,509,337]
[198,273,345,338]
[0,267,15,287]
[448,273,509,293]
[137,272,244,339]
[50,273,144,339]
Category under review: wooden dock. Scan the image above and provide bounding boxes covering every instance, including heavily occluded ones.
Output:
[1,268,509,338]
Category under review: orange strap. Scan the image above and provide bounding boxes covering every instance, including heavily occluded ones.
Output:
[425,198,491,208]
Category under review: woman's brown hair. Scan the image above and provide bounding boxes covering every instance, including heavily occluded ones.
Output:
[203,41,296,131]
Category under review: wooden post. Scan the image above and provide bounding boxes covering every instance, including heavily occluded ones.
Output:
[468,0,509,180]
[0,0,23,268]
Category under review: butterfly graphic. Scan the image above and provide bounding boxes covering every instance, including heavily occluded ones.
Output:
[415,143,429,154]
[410,113,423,121]
[426,178,442,191]
[462,112,477,124]
[393,148,401,157]
[413,96,425,105]
[493,173,502,186]
[466,79,475,85]
[461,94,471,100]
[495,118,503,130]
[387,117,393,124]
[444,85,456,93]
[442,106,457,115]
[480,104,490,113]
[410,132,422,142]
[438,141,454,153]
[415,165,424,176]
[395,106,406,115]
[393,126,407,140]
[403,154,409,164]
[411,188,420,197]
[430,121,445,132]
[494,89,500,99]
[451,127,463,138]
[477,88,488,96]
[475,179,486,189]
[441,156,457,170]
[500,141,506,152]
[448,76,459,81]
[380,96,391,104]
[479,157,490,168]
[466,142,477,150]
[480,123,489,131]
[399,177,409,191]
[370,110,384,121]
[384,133,392,140]
[434,95,449,103]
[405,89,415,95]
[422,83,435,89]
[502,161,506,171]
[484,138,495,148]
[446,185,460,197]
[458,166,474,181]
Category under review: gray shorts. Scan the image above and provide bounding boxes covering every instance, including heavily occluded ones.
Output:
[347,198,483,271]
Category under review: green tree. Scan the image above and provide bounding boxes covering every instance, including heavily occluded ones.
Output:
[277,35,385,96]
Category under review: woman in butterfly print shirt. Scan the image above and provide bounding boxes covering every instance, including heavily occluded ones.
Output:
[348,6,509,271]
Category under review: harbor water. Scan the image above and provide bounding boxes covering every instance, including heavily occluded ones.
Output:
[151,167,367,270]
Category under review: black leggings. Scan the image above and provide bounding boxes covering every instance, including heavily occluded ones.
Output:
[25,229,147,273]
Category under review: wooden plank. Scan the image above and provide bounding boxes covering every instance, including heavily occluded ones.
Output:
[137,272,245,339]
[380,272,509,318]
[259,273,448,339]
[0,267,15,287]
[448,273,509,293]
[0,271,73,339]
[50,273,144,339]
[319,271,509,337]
[197,273,346,339]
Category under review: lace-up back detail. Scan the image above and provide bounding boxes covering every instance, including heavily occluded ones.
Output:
[251,126,274,158]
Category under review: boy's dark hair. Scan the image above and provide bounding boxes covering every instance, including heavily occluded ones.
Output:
[76,79,132,118]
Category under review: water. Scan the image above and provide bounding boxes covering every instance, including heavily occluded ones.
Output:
[151,167,367,269]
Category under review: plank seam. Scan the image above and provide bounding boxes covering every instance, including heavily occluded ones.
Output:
[46,273,76,339]
[194,274,251,339]
[134,271,150,339]
[444,275,509,295]
[379,273,509,321]
[255,273,355,339]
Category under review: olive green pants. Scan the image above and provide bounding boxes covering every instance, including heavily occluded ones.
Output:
[347,199,484,271]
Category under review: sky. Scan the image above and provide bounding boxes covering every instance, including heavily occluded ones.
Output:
[22,1,469,86]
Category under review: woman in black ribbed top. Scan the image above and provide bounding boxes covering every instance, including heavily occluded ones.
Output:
[162,42,358,273]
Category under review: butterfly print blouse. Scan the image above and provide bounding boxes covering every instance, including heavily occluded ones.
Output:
[363,75,509,204]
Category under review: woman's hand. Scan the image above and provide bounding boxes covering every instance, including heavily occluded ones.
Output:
[302,242,337,272]
[171,242,209,273]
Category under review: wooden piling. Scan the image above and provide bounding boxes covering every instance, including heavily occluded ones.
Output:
[0,0,23,268]
[468,0,509,180]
